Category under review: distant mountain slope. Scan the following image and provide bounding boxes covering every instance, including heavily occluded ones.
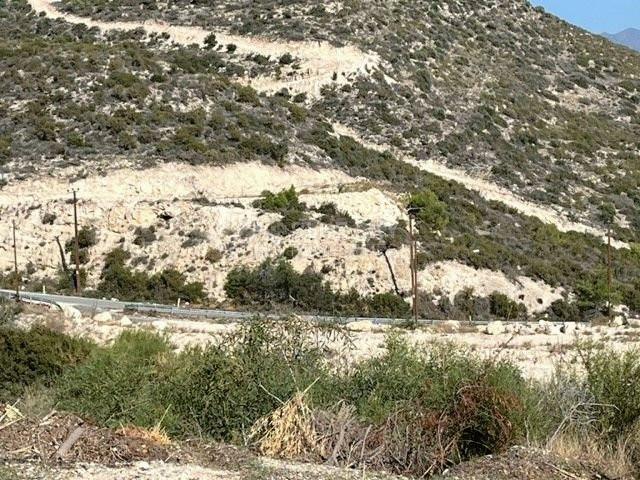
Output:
[604,28,640,51]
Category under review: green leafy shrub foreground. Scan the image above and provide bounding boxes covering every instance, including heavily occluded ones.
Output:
[6,322,640,476]
[0,326,93,399]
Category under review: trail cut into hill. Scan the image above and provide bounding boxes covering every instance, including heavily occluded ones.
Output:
[26,0,381,98]
[332,123,629,249]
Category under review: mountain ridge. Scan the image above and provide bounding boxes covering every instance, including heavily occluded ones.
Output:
[604,27,640,51]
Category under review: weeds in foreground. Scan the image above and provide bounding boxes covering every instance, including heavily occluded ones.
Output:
[6,319,640,477]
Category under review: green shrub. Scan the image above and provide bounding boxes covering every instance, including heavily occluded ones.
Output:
[64,226,97,251]
[407,189,448,232]
[0,326,92,399]
[205,247,223,264]
[253,186,303,213]
[547,299,582,322]
[489,291,527,320]
[366,292,410,319]
[283,246,298,259]
[96,248,206,303]
[581,345,640,437]
[224,258,408,317]
[314,202,356,227]
[335,336,533,461]
[163,318,331,440]
[0,298,21,325]
[56,319,334,441]
[56,330,173,429]
[133,226,157,246]
[575,270,622,313]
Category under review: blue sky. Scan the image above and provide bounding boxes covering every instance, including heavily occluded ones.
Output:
[530,0,640,34]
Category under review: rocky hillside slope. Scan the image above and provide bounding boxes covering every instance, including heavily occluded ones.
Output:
[2,0,640,317]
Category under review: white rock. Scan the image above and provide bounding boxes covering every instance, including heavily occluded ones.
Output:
[548,325,563,335]
[347,320,375,332]
[562,323,576,335]
[93,311,113,322]
[485,321,505,335]
[612,316,627,327]
[59,303,82,320]
[152,320,167,331]
[519,325,535,336]
[120,316,133,327]
[505,323,521,335]
[627,318,640,328]
[443,320,461,331]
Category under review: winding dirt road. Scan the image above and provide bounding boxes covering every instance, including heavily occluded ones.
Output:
[24,0,627,248]
[26,0,380,98]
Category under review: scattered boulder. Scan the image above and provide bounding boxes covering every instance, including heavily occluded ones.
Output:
[611,315,627,327]
[547,324,563,335]
[59,303,82,321]
[628,318,640,328]
[347,320,375,332]
[485,321,505,335]
[536,320,550,334]
[93,311,113,322]
[119,316,133,327]
[505,323,521,335]
[443,320,462,332]
[518,324,535,336]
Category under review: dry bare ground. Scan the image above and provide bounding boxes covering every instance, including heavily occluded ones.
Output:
[2,163,563,309]
[0,411,620,480]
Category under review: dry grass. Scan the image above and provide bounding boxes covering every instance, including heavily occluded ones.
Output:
[545,433,635,479]
[117,424,171,446]
[249,386,324,459]
[117,406,172,445]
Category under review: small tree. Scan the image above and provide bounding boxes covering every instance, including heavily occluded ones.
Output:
[407,189,448,232]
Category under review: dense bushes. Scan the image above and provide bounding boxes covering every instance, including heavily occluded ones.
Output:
[253,187,314,236]
[49,324,543,475]
[95,248,206,303]
[55,319,332,440]
[0,298,21,325]
[7,320,640,476]
[0,326,92,399]
[224,257,409,318]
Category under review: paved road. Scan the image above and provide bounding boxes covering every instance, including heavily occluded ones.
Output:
[0,289,424,325]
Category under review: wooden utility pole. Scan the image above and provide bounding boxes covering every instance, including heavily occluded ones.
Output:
[607,227,612,319]
[409,214,418,326]
[12,220,19,300]
[72,189,80,294]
